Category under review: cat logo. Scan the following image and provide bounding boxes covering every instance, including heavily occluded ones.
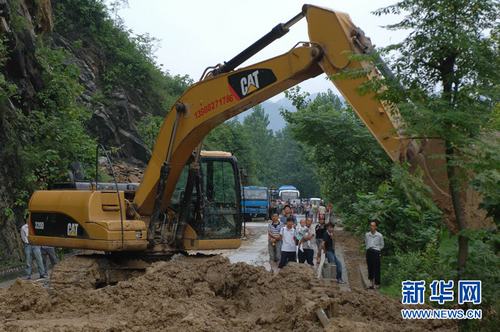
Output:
[67,223,79,237]
[228,68,277,100]
[240,70,260,96]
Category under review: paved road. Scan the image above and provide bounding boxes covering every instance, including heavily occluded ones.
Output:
[227,219,351,292]
[224,221,270,269]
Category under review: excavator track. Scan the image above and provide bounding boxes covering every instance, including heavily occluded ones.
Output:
[50,250,210,290]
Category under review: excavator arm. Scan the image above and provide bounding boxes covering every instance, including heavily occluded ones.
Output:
[28,4,463,255]
[133,5,410,219]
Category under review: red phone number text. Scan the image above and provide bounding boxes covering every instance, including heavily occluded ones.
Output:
[195,94,234,119]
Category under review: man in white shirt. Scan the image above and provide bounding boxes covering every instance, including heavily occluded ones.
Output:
[365,220,384,289]
[21,220,47,279]
[278,216,297,269]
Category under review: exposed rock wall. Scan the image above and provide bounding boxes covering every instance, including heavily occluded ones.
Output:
[51,32,150,163]
[0,0,54,262]
[0,0,153,262]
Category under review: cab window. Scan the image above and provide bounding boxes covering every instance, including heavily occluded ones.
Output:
[201,158,240,239]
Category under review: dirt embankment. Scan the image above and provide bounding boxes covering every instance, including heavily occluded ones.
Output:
[334,227,366,289]
[0,256,455,332]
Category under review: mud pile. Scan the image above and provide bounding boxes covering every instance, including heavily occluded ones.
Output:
[110,161,144,183]
[0,256,455,331]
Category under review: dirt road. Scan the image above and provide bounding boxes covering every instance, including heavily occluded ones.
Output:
[0,222,457,331]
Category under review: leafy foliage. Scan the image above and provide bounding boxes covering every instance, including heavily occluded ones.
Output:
[204,118,257,182]
[463,136,500,224]
[0,38,16,99]
[202,106,320,197]
[382,229,499,330]
[369,1,499,328]
[2,0,192,211]
[284,89,391,212]
[53,0,192,115]
[137,115,163,150]
[22,42,96,191]
[344,165,442,255]
[380,239,441,298]
[372,0,499,198]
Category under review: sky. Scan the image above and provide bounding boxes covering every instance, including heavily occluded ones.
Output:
[118,0,407,100]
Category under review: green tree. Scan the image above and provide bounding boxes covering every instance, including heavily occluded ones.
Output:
[271,126,320,197]
[203,106,320,196]
[241,105,275,185]
[345,165,442,255]
[22,43,96,190]
[137,114,163,150]
[204,118,258,183]
[284,89,391,211]
[373,0,499,281]
[53,0,192,114]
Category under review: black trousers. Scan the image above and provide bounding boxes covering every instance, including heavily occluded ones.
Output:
[298,248,314,266]
[278,251,297,268]
[366,249,381,285]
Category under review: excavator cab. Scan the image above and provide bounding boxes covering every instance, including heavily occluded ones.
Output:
[171,151,243,250]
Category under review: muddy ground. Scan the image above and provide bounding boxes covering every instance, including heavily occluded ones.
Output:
[0,253,456,332]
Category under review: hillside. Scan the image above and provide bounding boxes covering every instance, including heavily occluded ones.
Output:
[0,0,188,263]
[260,97,296,132]
[243,93,325,132]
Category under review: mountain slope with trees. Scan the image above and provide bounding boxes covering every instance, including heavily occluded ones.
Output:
[0,0,188,263]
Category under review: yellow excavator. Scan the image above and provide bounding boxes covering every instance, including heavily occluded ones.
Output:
[27,4,463,286]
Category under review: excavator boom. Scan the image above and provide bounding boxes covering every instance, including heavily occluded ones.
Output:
[28,4,461,257]
[133,5,407,217]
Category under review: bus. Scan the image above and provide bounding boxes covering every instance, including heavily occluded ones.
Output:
[241,186,269,221]
[278,185,300,204]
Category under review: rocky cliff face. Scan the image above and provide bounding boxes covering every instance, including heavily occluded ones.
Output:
[0,0,169,263]
[51,32,151,163]
[0,0,54,262]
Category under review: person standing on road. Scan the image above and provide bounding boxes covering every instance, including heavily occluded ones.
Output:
[277,200,284,214]
[321,223,345,283]
[269,200,279,216]
[304,203,311,218]
[318,203,326,221]
[326,203,335,224]
[365,220,384,289]
[315,217,327,264]
[279,205,297,225]
[268,213,282,272]
[298,218,315,266]
[311,202,319,223]
[278,216,297,269]
[21,220,47,279]
[295,219,308,252]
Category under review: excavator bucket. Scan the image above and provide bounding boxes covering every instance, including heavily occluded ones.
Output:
[305,5,490,230]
